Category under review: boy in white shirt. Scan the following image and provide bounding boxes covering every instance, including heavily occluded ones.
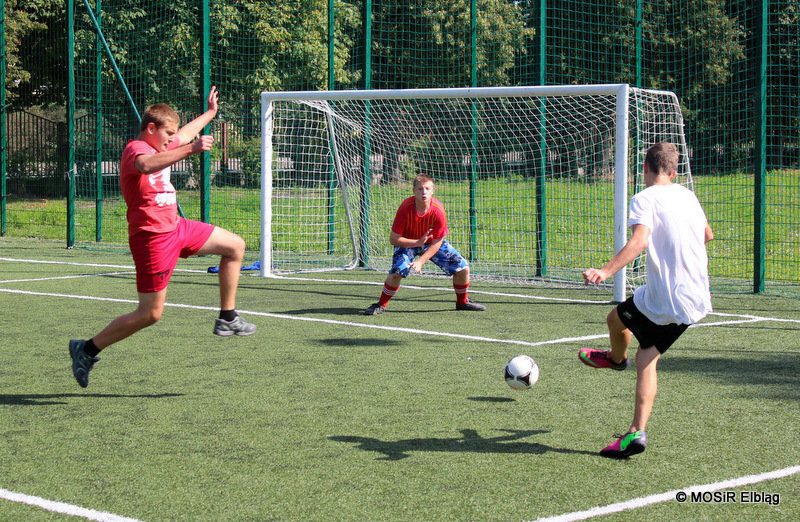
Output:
[579,142,714,458]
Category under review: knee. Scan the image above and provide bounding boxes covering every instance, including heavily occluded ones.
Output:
[144,308,163,326]
[386,273,403,286]
[221,233,245,261]
[230,234,246,259]
[606,309,617,328]
[137,306,163,327]
[454,267,469,283]
[606,308,626,332]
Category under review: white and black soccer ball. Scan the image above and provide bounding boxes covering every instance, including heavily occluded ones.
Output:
[504,355,539,390]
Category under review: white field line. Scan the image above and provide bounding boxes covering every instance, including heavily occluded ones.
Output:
[0,287,599,348]
[0,257,607,304]
[0,487,142,522]
[0,257,206,273]
[270,273,609,304]
[0,272,136,284]
[534,464,800,522]
[0,287,790,348]
[3,257,800,324]
[2,257,798,521]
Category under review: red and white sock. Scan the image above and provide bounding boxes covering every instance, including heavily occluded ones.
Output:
[454,283,469,306]
[378,283,399,307]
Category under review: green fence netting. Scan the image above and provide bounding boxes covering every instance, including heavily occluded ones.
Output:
[1,0,798,296]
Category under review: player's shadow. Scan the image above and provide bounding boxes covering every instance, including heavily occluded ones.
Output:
[329,429,595,461]
[0,393,184,406]
[319,337,405,348]
[285,307,372,316]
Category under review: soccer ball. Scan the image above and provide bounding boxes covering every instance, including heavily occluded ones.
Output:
[504,355,539,390]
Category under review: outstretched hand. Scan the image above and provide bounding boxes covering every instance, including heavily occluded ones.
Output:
[207,86,219,113]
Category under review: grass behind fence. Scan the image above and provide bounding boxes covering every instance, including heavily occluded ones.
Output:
[0,237,799,520]
[3,169,799,294]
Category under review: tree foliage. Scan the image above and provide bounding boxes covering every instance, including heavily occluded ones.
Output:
[4,0,64,108]
[3,0,798,178]
[371,0,533,89]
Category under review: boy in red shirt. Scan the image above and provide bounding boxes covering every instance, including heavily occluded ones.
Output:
[365,174,485,315]
[69,87,255,388]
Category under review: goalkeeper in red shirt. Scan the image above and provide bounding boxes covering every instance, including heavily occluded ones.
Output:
[365,174,486,315]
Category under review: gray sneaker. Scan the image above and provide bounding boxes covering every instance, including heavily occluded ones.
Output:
[456,298,486,311]
[213,315,257,336]
[69,339,99,388]
[364,302,385,315]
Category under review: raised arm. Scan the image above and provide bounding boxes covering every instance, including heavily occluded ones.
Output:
[134,137,215,175]
[174,86,219,146]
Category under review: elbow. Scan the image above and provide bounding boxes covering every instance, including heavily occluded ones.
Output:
[632,238,649,253]
[134,159,157,174]
[704,226,714,243]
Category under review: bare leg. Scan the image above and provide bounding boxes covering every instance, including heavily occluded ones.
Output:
[630,345,661,432]
[453,266,469,286]
[607,307,632,365]
[195,226,246,311]
[92,290,167,350]
[385,272,403,288]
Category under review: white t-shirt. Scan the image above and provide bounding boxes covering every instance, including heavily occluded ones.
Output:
[629,183,712,325]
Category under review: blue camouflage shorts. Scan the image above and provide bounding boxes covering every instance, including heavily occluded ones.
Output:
[389,238,469,277]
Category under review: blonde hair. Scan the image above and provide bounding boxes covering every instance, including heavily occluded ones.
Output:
[413,174,434,188]
[140,103,179,132]
[645,142,679,175]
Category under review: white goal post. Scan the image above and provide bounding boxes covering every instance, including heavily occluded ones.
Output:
[260,84,692,302]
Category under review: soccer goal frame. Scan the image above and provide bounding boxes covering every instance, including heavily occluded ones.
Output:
[260,84,691,302]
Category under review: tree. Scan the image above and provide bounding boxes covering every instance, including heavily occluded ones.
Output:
[371,0,534,89]
[4,0,65,108]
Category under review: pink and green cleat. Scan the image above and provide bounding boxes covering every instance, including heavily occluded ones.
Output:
[600,430,647,458]
[578,348,629,370]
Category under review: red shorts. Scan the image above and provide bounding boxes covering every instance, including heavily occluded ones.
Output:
[129,218,215,293]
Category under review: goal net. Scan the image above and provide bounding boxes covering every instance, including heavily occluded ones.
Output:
[259,85,691,301]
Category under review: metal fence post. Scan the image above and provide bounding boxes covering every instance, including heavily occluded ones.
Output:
[0,0,6,236]
[67,0,76,247]
[754,0,768,293]
[201,0,211,223]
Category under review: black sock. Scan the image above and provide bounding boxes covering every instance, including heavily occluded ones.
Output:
[84,338,100,357]
[219,309,237,321]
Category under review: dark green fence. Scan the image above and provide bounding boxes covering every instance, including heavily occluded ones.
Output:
[1,0,798,296]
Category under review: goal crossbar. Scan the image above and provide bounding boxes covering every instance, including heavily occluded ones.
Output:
[260,84,690,302]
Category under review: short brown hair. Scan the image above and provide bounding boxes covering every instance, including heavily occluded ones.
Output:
[645,142,679,175]
[140,103,179,132]
[413,174,434,188]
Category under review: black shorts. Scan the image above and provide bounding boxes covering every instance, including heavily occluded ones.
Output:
[616,297,690,354]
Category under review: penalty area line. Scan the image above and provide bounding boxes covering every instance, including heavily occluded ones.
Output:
[0,287,551,348]
[0,487,141,522]
[0,272,136,284]
[533,464,800,522]
[0,288,789,349]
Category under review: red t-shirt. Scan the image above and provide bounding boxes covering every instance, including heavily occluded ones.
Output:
[391,196,449,243]
[120,139,181,235]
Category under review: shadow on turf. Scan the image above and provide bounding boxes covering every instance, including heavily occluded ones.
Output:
[0,393,184,406]
[468,396,516,402]
[663,354,800,400]
[319,337,405,347]
[329,429,596,460]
